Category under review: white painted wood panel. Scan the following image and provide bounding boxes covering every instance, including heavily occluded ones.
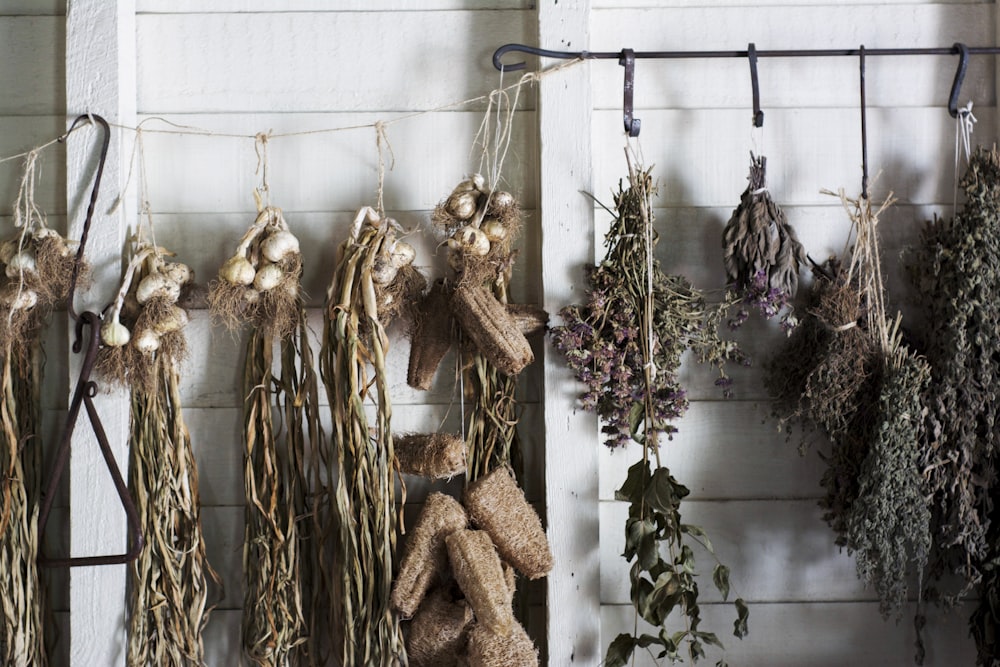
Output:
[135,11,535,113]
[138,0,533,12]
[601,602,976,666]
[590,4,996,110]
[0,17,64,114]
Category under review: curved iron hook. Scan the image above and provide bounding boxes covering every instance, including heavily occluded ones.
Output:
[948,42,971,118]
[859,46,870,199]
[619,49,641,137]
[748,43,764,128]
[493,43,595,72]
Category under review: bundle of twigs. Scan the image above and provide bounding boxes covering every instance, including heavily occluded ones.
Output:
[97,239,218,666]
[551,152,747,666]
[321,206,422,666]
[722,153,805,328]
[0,152,87,666]
[208,204,322,666]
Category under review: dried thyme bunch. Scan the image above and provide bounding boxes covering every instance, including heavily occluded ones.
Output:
[722,153,805,329]
[907,147,1000,607]
[552,154,747,666]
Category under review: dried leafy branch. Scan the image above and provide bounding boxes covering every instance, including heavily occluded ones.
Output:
[551,153,747,665]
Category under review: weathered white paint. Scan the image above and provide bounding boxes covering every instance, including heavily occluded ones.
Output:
[65,1,135,665]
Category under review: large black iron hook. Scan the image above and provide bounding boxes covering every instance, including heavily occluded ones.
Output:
[37,114,144,568]
[859,46,870,199]
[748,43,764,128]
[619,49,641,137]
[949,42,971,118]
[492,43,604,72]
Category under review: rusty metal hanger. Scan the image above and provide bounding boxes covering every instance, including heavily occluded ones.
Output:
[619,49,640,137]
[37,114,143,568]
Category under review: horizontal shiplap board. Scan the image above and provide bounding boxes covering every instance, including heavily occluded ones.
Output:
[592,107,998,207]
[136,12,534,113]
[139,0,534,10]
[595,0,988,5]
[136,111,538,213]
[0,116,69,214]
[0,1,63,15]
[597,401,824,500]
[0,17,64,114]
[187,402,546,507]
[178,310,544,408]
[148,208,541,307]
[600,499,892,604]
[600,600,975,667]
[591,4,995,110]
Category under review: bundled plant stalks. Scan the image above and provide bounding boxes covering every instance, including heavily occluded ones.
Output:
[406,586,474,667]
[550,153,747,666]
[209,202,323,666]
[321,206,421,666]
[97,240,218,666]
[0,152,85,667]
[722,153,805,328]
[392,492,468,618]
[463,467,551,580]
[394,433,467,480]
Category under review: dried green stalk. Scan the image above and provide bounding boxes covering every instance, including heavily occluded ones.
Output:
[0,339,46,667]
[321,209,405,667]
[126,354,218,667]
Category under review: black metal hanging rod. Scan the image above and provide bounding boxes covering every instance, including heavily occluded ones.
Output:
[493,43,1000,71]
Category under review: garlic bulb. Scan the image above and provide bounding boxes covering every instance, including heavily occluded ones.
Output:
[390,241,416,267]
[220,255,256,286]
[133,329,160,354]
[260,230,301,263]
[136,272,181,304]
[0,240,16,265]
[243,288,262,306]
[489,190,516,210]
[481,218,507,243]
[453,226,491,256]
[1,288,37,310]
[162,262,193,286]
[6,251,36,277]
[101,318,131,347]
[253,264,284,291]
[446,192,479,220]
[152,305,189,334]
[371,258,398,286]
[454,173,486,194]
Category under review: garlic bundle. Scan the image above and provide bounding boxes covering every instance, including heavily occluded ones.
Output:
[97,242,193,390]
[209,205,302,338]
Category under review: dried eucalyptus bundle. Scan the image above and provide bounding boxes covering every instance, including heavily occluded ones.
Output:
[209,206,323,666]
[0,152,89,667]
[320,206,416,666]
[551,154,747,666]
[98,241,219,666]
[908,147,1000,608]
[722,153,805,328]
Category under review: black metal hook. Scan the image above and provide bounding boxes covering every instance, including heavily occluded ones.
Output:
[492,43,600,72]
[949,42,971,118]
[859,46,870,199]
[38,114,144,568]
[748,43,764,128]
[619,49,641,137]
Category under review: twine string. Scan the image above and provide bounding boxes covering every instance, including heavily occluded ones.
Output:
[374,121,395,217]
[254,131,272,209]
[953,101,977,214]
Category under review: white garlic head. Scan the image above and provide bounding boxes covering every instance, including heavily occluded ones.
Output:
[162,262,193,286]
[6,250,36,278]
[260,230,301,263]
[253,264,284,291]
[136,272,181,305]
[1,287,37,310]
[454,226,491,256]
[133,329,160,354]
[219,255,256,286]
[481,218,508,243]
[446,192,479,221]
[152,305,189,334]
[489,190,516,211]
[101,319,131,347]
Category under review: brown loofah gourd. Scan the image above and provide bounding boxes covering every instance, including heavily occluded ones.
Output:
[395,433,467,479]
[444,529,513,635]
[392,493,469,618]
[463,467,552,580]
[407,587,474,667]
[451,284,533,377]
[407,279,455,390]
[466,620,538,667]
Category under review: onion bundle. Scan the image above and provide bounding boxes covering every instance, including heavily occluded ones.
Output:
[209,204,321,666]
[97,241,217,666]
[320,206,421,666]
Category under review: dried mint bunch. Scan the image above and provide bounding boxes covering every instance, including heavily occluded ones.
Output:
[722,153,805,329]
[552,154,747,666]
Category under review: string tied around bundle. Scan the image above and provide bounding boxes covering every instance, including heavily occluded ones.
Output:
[953,101,977,213]
[254,130,272,210]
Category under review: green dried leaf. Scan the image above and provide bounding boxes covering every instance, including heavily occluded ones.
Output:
[683,523,714,554]
[734,598,750,639]
[713,563,731,601]
[605,634,636,667]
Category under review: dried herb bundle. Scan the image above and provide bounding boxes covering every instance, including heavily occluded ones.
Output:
[99,241,219,666]
[551,155,747,666]
[0,153,89,666]
[321,207,415,666]
[722,153,805,328]
[908,148,1000,613]
[209,206,321,666]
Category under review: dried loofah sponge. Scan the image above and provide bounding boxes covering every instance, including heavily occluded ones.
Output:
[463,467,553,579]
[407,586,474,667]
[407,279,454,390]
[392,492,469,618]
[466,620,538,667]
[445,529,513,635]
[395,433,467,479]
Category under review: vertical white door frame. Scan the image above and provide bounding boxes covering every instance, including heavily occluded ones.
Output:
[538,2,601,663]
[65,1,136,665]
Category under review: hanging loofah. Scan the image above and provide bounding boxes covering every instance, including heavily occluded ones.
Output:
[465,620,538,667]
[395,433,467,480]
[444,529,513,636]
[406,587,474,667]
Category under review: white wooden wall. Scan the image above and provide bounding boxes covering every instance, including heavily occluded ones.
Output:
[0,0,994,665]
